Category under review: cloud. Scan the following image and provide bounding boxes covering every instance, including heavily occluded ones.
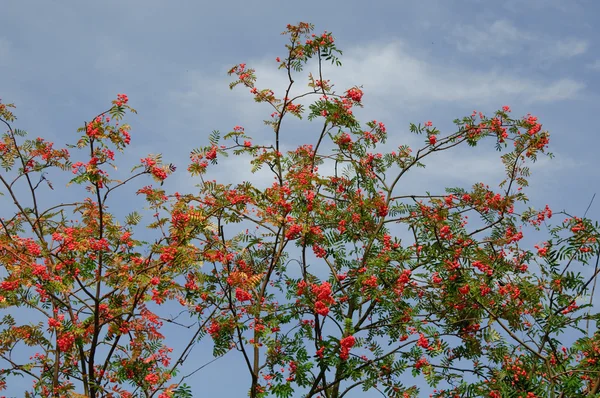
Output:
[553,38,589,58]
[165,37,584,195]
[449,19,588,63]
[503,0,586,13]
[326,41,584,105]
[172,39,584,126]
[587,59,600,70]
[383,141,581,199]
[452,20,529,56]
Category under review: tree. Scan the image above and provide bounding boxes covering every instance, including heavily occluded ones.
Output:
[0,96,197,398]
[1,22,599,398]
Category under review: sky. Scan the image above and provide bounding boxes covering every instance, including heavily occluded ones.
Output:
[1,0,600,396]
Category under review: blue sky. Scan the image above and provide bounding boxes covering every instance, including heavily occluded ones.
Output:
[2,0,600,396]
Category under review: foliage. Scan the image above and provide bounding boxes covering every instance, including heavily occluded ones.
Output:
[0,22,599,398]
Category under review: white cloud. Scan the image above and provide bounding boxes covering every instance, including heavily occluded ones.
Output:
[327,41,584,105]
[449,19,588,63]
[587,59,600,70]
[169,39,584,134]
[553,38,589,58]
[503,0,585,13]
[266,40,583,107]
[166,38,583,193]
[452,20,530,55]
[387,141,580,197]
